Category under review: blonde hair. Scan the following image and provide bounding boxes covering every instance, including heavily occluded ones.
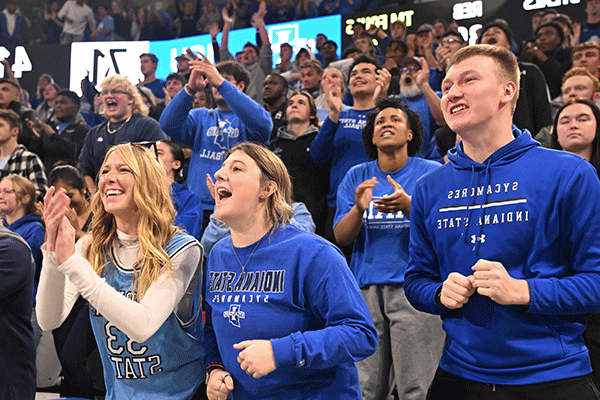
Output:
[2,174,37,215]
[225,143,294,227]
[84,143,177,300]
[99,75,149,117]
[320,66,347,97]
[447,44,520,113]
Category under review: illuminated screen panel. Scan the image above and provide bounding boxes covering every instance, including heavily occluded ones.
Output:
[69,41,150,96]
[67,15,341,95]
[151,14,341,78]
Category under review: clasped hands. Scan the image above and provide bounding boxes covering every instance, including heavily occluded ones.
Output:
[440,259,530,309]
[187,49,225,92]
[355,176,410,217]
[42,186,76,265]
[207,339,276,400]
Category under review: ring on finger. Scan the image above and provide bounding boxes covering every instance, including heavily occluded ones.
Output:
[246,369,252,375]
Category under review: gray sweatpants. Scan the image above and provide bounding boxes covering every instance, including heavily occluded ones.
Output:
[357,284,445,400]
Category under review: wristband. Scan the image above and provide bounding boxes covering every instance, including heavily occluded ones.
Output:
[184,83,197,96]
[205,362,225,382]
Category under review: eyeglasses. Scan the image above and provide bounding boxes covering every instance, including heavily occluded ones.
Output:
[132,141,159,160]
[0,188,15,196]
[101,89,128,97]
[402,66,420,72]
[441,38,463,46]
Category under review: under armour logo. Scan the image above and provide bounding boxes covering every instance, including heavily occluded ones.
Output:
[223,304,245,328]
[471,234,485,244]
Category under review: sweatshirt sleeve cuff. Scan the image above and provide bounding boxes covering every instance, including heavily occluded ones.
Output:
[270,335,298,368]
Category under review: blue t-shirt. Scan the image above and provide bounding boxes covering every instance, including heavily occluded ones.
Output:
[78,114,167,180]
[95,15,114,41]
[580,21,600,43]
[400,93,441,159]
[142,79,167,101]
[335,158,440,287]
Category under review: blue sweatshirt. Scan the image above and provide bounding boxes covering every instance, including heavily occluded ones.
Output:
[309,109,373,208]
[400,93,441,160]
[200,202,315,255]
[171,182,203,240]
[0,226,35,400]
[159,81,272,209]
[204,224,377,399]
[5,213,44,295]
[404,129,600,385]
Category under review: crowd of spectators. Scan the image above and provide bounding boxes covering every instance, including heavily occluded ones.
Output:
[1,0,402,46]
[5,0,600,399]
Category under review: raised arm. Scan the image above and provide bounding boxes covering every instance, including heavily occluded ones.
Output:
[309,114,339,164]
[251,5,272,75]
[416,57,445,126]
[219,7,234,61]
[159,81,197,145]
[41,226,202,342]
[334,173,377,247]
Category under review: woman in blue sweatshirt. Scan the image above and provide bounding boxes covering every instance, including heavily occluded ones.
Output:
[0,174,44,275]
[204,142,377,400]
[0,174,45,347]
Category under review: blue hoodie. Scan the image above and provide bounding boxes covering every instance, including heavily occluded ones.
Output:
[404,129,600,385]
[4,213,44,284]
[171,182,203,240]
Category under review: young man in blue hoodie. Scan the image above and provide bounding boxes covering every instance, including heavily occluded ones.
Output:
[404,44,600,399]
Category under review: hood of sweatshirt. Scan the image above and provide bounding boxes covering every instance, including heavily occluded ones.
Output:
[447,127,539,170]
[6,212,43,230]
[445,127,539,254]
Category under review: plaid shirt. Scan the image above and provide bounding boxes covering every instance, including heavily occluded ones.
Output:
[0,145,48,202]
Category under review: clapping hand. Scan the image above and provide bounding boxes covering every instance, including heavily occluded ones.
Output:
[373,175,411,216]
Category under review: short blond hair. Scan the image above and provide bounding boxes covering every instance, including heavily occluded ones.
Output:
[447,44,520,113]
[99,75,149,117]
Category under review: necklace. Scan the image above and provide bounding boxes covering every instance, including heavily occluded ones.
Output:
[231,236,262,272]
[107,115,132,134]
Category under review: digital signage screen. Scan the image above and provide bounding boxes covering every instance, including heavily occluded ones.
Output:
[68,14,342,95]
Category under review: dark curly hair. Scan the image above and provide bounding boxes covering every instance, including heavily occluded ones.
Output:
[362,96,424,159]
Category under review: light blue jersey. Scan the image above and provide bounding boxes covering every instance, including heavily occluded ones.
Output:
[90,232,203,399]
